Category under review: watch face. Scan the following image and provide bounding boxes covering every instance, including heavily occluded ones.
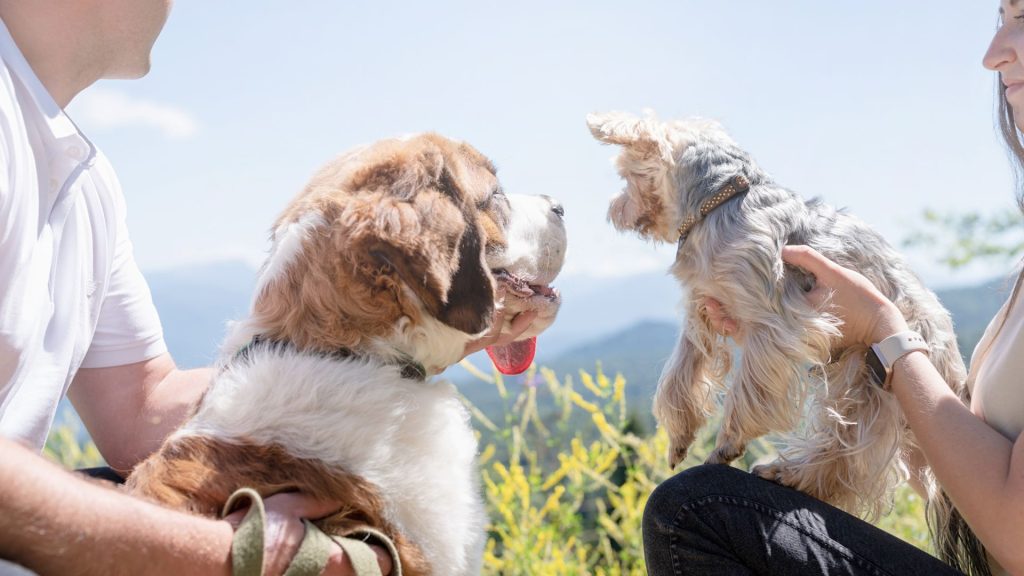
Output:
[866,347,887,387]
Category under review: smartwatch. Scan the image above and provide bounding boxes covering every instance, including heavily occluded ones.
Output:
[865,331,929,388]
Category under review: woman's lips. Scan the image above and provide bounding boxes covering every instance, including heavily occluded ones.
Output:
[1006,81,1024,99]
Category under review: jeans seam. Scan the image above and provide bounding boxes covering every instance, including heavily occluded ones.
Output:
[670,493,897,576]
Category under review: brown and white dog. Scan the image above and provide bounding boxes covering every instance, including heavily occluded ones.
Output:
[127,133,566,575]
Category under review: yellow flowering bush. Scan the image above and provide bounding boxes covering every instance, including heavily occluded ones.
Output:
[458,361,932,575]
[44,419,103,470]
[458,361,654,575]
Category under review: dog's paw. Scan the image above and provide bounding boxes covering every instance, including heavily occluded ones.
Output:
[705,441,744,466]
[752,461,795,486]
[667,442,689,469]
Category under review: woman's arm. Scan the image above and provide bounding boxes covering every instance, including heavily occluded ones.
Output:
[783,245,1024,573]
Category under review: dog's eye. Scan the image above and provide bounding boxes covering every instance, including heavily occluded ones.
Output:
[478,187,506,209]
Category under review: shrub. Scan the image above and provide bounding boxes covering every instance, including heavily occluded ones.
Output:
[459,361,932,574]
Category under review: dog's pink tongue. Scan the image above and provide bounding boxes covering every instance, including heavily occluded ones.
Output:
[486,337,537,375]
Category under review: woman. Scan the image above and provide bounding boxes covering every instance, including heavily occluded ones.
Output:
[642,3,1024,575]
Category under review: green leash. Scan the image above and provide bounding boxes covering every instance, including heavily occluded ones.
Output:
[221,488,402,576]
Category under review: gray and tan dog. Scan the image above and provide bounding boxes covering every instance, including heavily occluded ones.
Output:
[587,111,982,571]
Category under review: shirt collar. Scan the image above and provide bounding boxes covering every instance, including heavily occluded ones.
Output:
[0,17,82,141]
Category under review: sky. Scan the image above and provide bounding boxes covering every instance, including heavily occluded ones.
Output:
[67,1,1017,289]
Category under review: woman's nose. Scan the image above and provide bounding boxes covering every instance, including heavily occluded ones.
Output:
[984,25,1016,71]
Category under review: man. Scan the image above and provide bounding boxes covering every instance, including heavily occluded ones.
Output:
[0,1,532,574]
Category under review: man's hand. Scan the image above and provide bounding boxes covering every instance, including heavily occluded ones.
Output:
[224,492,392,576]
[463,309,538,357]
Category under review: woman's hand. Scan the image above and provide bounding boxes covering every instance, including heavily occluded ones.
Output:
[463,309,538,357]
[781,245,908,347]
[224,492,393,576]
[703,246,910,348]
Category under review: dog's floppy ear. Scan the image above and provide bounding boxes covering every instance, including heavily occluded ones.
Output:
[364,161,495,337]
[586,111,671,160]
[587,110,680,241]
[434,217,494,334]
[367,219,494,336]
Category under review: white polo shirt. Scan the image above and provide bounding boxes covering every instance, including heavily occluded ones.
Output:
[0,19,167,451]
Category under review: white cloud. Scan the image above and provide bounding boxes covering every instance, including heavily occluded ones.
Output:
[68,87,198,139]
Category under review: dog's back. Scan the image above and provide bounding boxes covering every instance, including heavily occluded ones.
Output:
[128,346,484,576]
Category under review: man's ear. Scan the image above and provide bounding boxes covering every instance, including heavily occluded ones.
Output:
[586,110,671,160]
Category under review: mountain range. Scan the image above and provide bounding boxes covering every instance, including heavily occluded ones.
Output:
[139,261,1009,424]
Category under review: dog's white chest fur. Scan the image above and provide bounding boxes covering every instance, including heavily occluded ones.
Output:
[175,349,485,575]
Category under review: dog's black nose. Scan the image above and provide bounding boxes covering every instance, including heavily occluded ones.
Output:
[539,194,564,218]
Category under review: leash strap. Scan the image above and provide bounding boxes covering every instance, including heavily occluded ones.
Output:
[282,520,332,576]
[221,488,402,576]
[222,488,266,576]
[332,527,403,576]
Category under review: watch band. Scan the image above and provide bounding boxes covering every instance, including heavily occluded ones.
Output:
[868,330,929,387]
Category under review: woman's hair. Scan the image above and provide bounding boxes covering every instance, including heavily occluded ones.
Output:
[995,81,1024,317]
[998,81,1024,211]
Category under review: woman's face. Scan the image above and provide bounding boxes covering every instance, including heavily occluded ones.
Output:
[986,0,1024,130]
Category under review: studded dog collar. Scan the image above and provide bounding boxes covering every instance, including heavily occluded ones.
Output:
[676,174,751,246]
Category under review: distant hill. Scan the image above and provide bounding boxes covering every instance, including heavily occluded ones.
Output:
[138,259,1009,407]
[53,260,1014,443]
[452,275,1011,424]
[935,276,1011,357]
[453,319,678,423]
[146,261,257,368]
[143,262,684,367]
[541,319,677,398]
[519,271,680,360]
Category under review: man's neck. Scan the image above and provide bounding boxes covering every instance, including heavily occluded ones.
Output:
[0,3,105,108]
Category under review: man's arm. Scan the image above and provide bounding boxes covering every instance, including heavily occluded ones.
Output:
[0,437,233,576]
[0,438,386,575]
[68,353,211,473]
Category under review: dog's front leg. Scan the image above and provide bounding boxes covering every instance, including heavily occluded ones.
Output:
[654,299,729,469]
[706,315,823,465]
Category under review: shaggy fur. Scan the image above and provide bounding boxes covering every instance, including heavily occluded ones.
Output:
[127,133,566,575]
[587,111,983,572]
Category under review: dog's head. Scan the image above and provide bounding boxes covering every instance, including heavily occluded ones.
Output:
[587,110,754,244]
[243,133,565,375]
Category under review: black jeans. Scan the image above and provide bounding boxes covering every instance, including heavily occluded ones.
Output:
[643,464,964,576]
[77,466,125,484]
